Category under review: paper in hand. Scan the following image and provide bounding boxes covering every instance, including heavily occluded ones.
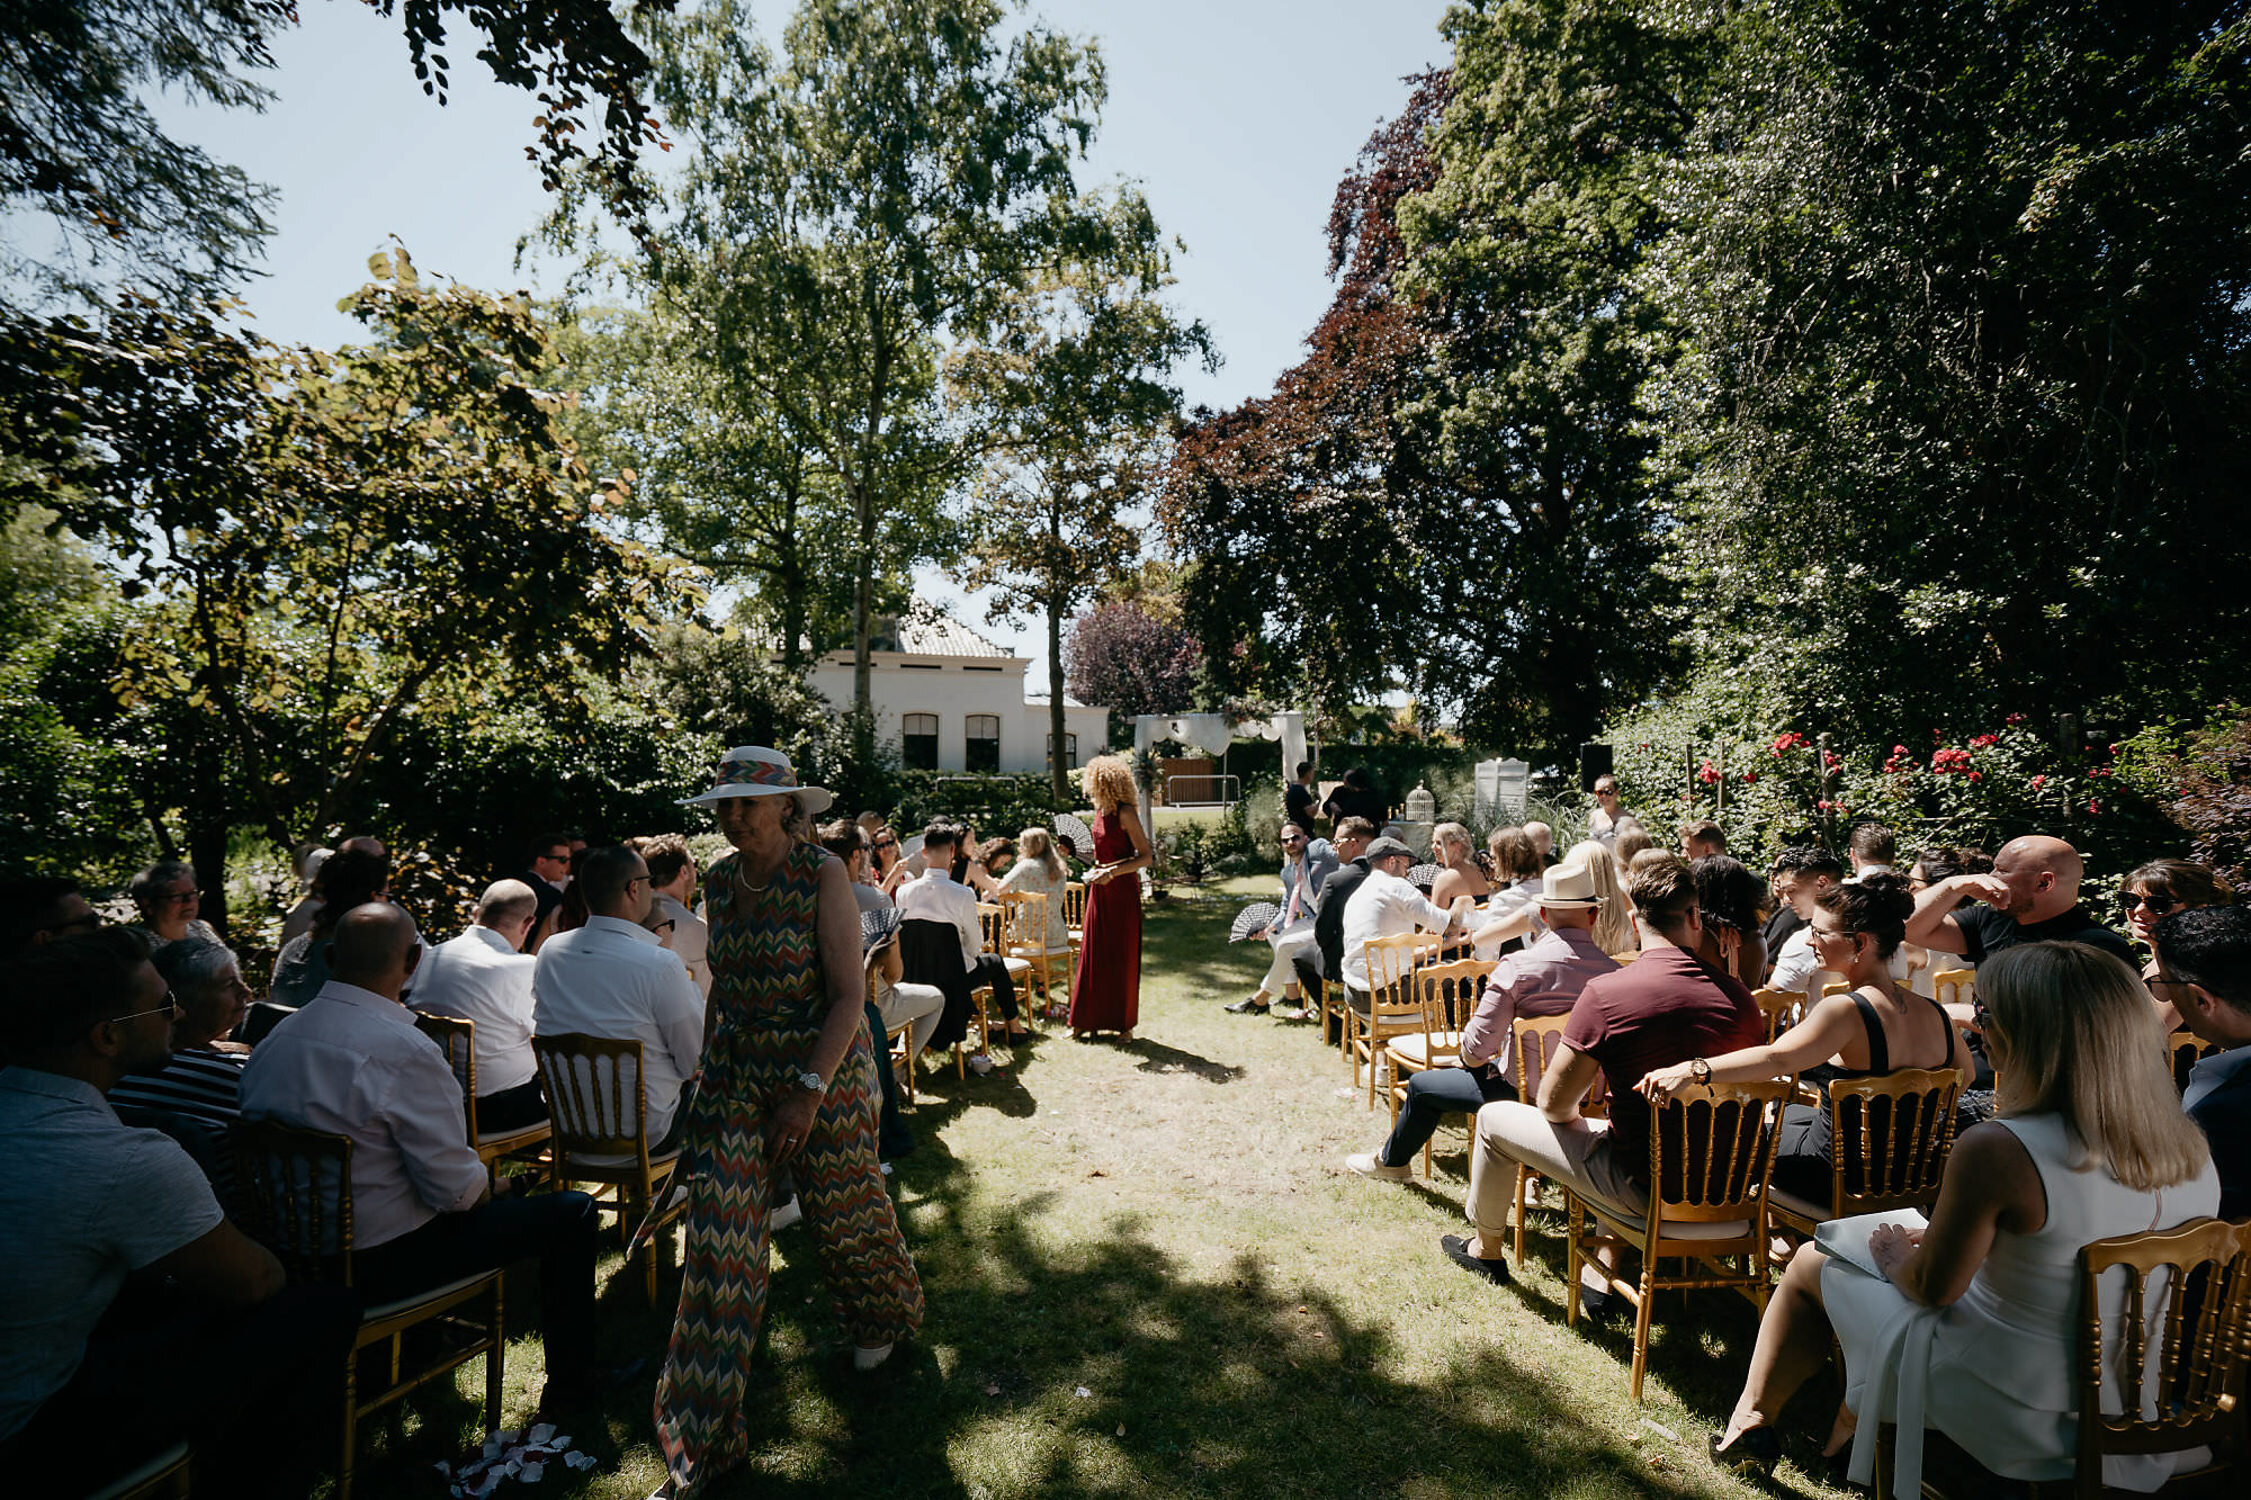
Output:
[1814,1207,1928,1280]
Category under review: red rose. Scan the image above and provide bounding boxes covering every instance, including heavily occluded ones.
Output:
[1966,771,1981,782]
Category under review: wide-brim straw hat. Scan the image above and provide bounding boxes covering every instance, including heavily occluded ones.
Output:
[679,745,835,814]
[1535,862,1604,909]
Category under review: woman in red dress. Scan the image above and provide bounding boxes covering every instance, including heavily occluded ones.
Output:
[1068,754,1153,1040]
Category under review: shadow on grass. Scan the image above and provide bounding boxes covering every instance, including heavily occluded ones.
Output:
[1124,1036,1247,1083]
[634,1138,1820,1500]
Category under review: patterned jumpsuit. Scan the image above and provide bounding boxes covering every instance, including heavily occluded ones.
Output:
[653,840,924,1487]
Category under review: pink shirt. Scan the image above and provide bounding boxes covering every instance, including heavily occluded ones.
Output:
[1460,926,1618,1079]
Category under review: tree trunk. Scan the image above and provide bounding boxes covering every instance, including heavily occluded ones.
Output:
[1048,600,1069,803]
[852,478,875,728]
[186,797,231,943]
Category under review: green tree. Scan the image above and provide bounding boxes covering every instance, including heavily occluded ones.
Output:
[951,192,1213,798]
[556,302,870,669]
[1,250,688,924]
[0,0,675,311]
[1393,0,1704,754]
[1639,0,2251,742]
[610,0,1122,744]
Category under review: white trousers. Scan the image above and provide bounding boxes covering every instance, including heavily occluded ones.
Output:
[1261,926,1321,994]
[877,980,946,1062]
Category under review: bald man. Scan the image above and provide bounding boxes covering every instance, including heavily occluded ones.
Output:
[1904,834,2135,969]
[241,903,612,1411]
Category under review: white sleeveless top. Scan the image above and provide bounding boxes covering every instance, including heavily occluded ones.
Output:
[1825,1112,2219,1497]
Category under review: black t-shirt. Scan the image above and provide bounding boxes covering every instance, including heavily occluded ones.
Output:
[1322,786,1390,829]
[1284,782,1318,834]
[1954,902,2135,967]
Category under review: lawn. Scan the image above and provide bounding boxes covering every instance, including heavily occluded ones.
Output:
[339,876,1864,1499]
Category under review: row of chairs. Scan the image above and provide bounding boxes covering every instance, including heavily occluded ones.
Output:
[1316,947,2251,1489]
[215,1025,687,1500]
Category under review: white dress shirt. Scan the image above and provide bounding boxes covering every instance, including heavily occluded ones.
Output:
[895,868,981,972]
[1341,868,1454,989]
[649,893,712,998]
[409,924,539,1096]
[238,981,487,1250]
[532,914,706,1146]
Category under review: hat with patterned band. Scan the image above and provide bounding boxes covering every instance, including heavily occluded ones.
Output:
[679,745,835,814]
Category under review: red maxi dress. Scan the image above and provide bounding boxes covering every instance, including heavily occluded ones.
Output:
[1067,810,1142,1033]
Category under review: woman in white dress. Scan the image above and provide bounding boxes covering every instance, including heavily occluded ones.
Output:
[1707,940,2218,1494]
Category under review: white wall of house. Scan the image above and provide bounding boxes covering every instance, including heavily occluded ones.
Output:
[796,651,1110,775]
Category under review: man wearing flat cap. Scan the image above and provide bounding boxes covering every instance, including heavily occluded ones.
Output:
[1338,835,1475,1025]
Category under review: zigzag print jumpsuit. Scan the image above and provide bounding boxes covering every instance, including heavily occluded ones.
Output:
[654,840,923,1487]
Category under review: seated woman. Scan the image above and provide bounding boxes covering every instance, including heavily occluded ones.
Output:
[1467,827,1548,958]
[1687,854,1771,988]
[1642,873,1965,1204]
[267,845,390,1007]
[1702,941,2217,1491]
[2123,858,2233,1030]
[1428,822,1493,909]
[1609,819,1653,882]
[108,935,256,1204]
[998,828,1073,1012]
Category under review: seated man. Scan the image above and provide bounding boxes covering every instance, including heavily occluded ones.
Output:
[1764,845,1845,998]
[410,879,548,1133]
[1225,821,1337,1016]
[1904,832,2135,969]
[1680,819,1728,861]
[1339,836,1474,1020]
[533,846,706,1153]
[514,832,573,954]
[1304,817,1379,1028]
[2153,906,2251,1217]
[0,875,102,956]
[1346,863,1615,1181]
[895,822,1026,1050]
[242,904,610,1410]
[1448,854,1764,1299]
[631,833,711,998]
[0,930,357,1496]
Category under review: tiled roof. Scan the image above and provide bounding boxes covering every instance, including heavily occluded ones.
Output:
[889,602,1014,659]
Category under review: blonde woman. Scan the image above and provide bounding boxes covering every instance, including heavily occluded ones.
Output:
[1706,942,2217,1491]
[1427,822,1492,908]
[997,827,1073,956]
[1067,755,1152,1040]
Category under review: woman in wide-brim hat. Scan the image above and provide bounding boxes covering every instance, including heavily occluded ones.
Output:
[653,748,923,1495]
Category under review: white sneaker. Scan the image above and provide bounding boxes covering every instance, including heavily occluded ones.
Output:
[852,1341,894,1371]
[769,1195,803,1231]
[1345,1152,1412,1182]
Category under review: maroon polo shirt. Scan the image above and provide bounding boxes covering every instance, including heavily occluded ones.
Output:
[1561,944,1765,1183]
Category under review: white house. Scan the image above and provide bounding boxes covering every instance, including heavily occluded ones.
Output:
[786,604,1111,776]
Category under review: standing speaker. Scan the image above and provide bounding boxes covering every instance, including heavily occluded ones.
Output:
[1578,743,1613,792]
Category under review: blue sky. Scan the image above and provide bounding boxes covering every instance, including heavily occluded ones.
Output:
[149,0,1453,669]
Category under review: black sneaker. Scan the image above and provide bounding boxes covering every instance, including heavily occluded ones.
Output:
[1440,1234,1511,1285]
[1222,996,1271,1014]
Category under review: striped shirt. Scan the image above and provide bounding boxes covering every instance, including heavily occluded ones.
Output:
[108,1049,247,1202]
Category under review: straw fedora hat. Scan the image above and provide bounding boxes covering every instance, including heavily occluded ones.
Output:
[1534,862,1604,909]
[679,746,835,814]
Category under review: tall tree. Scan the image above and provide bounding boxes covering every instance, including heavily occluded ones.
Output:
[0,0,676,312]
[951,192,1213,798]
[613,0,1120,745]
[556,302,868,668]
[0,250,686,922]
[1641,0,2251,741]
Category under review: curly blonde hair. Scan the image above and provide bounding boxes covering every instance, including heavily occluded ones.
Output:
[1081,754,1137,813]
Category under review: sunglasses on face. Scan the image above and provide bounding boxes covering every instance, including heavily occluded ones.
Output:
[2120,892,2177,914]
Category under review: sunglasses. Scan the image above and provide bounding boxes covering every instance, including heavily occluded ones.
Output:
[874,839,898,851]
[158,889,201,905]
[2120,892,2177,914]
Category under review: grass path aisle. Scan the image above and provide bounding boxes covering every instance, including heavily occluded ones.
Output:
[357,877,1857,1498]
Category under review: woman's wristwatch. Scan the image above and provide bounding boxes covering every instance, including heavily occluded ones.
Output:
[794,1069,826,1097]
[1689,1057,1712,1085]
